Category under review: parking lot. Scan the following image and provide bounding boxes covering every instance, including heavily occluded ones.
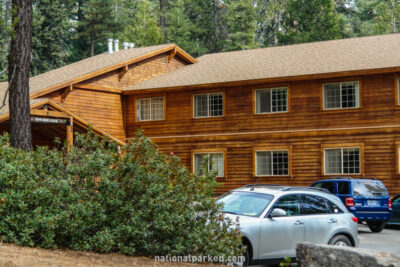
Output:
[359,224,400,255]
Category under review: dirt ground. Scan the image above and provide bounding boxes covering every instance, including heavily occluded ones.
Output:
[0,243,220,267]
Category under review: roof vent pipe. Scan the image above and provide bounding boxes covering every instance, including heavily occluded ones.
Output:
[122,42,129,50]
[108,38,114,54]
[114,39,119,53]
[129,43,135,49]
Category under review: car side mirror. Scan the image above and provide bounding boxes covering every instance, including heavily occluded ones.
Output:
[270,208,287,217]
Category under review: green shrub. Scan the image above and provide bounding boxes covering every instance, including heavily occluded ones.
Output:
[0,131,243,261]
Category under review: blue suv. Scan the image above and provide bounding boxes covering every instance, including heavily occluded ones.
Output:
[311,178,392,232]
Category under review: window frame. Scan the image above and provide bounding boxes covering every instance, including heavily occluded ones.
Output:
[254,87,289,114]
[192,148,227,178]
[266,194,301,218]
[253,146,292,177]
[192,91,224,119]
[299,194,331,216]
[135,95,166,122]
[322,81,360,110]
[321,143,364,176]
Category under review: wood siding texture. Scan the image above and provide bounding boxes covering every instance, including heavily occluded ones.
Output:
[81,53,187,90]
[126,73,400,195]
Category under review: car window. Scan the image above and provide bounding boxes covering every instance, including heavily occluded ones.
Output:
[326,200,344,214]
[216,191,274,217]
[338,182,350,195]
[353,180,388,197]
[301,194,330,215]
[393,195,400,203]
[313,182,334,193]
[271,195,300,216]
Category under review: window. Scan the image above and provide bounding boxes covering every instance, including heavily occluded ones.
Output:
[338,181,350,195]
[323,81,359,109]
[255,87,288,113]
[313,182,334,193]
[324,148,360,175]
[193,92,223,118]
[256,150,289,176]
[326,201,344,214]
[136,97,164,121]
[193,152,224,177]
[272,195,300,216]
[301,195,330,215]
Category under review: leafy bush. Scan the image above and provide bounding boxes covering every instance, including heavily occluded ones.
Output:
[0,131,243,261]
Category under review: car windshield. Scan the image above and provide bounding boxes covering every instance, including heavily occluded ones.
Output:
[216,191,274,217]
[353,180,388,197]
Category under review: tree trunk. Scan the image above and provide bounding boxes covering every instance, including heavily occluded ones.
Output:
[90,32,94,57]
[8,0,33,151]
[160,0,167,39]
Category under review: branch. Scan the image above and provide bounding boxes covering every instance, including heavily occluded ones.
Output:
[0,67,7,76]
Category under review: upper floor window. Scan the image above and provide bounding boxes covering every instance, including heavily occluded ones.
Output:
[193,152,224,177]
[137,97,164,121]
[255,87,288,114]
[193,92,223,118]
[324,147,360,175]
[323,81,359,109]
[256,150,289,176]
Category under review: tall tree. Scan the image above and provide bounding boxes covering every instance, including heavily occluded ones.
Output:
[78,0,119,57]
[279,0,343,44]
[0,0,11,81]
[121,0,164,47]
[165,0,194,52]
[31,0,74,75]
[255,0,287,47]
[225,0,258,51]
[8,0,33,150]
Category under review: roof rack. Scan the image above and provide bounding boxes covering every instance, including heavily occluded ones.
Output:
[283,187,331,194]
[242,184,285,188]
[328,177,376,180]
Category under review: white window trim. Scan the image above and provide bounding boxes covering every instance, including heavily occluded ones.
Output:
[255,87,288,114]
[255,149,289,177]
[136,97,164,121]
[323,81,360,110]
[193,152,225,177]
[193,92,223,118]
[323,147,361,175]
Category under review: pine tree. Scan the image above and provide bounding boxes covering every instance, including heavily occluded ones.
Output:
[31,0,74,75]
[165,0,194,52]
[0,0,11,81]
[255,0,287,47]
[225,0,258,51]
[279,0,343,45]
[78,0,119,57]
[121,0,164,47]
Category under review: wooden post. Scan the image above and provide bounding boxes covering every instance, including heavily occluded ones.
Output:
[66,117,73,151]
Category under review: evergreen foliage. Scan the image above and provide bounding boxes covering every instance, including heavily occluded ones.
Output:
[0,131,243,259]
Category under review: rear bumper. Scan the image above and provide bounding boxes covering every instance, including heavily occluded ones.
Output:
[351,211,392,221]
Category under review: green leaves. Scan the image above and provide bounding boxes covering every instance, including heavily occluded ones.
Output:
[0,130,243,260]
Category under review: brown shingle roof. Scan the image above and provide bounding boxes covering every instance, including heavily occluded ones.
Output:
[127,34,400,91]
[0,44,175,115]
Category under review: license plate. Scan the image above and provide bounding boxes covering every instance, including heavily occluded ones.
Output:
[367,200,380,206]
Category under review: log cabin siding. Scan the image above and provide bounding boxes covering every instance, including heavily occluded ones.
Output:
[126,72,400,195]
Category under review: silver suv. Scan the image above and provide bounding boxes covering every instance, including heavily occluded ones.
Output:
[216,184,359,265]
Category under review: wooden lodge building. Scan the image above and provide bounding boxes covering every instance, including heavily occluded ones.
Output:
[1,34,400,195]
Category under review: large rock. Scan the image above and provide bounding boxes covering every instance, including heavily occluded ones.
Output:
[296,242,400,267]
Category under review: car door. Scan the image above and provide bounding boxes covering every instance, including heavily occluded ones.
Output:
[392,195,400,222]
[259,194,305,259]
[300,194,338,244]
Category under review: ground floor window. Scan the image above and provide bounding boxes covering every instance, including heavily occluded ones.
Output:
[324,147,360,175]
[193,152,224,177]
[255,150,289,176]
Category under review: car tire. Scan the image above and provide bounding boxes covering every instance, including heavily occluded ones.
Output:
[328,235,352,247]
[368,221,386,233]
[241,245,250,266]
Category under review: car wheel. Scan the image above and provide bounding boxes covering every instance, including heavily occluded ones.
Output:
[242,246,250,266]
[368,221,386,233]
[328,235,352,247]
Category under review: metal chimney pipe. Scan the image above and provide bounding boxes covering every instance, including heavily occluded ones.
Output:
[122,42,129,50]
[129,43,135,49]
[107,39,114,54]
[114,39,119,52]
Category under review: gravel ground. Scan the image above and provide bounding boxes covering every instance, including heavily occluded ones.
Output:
[0,243,220,267]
